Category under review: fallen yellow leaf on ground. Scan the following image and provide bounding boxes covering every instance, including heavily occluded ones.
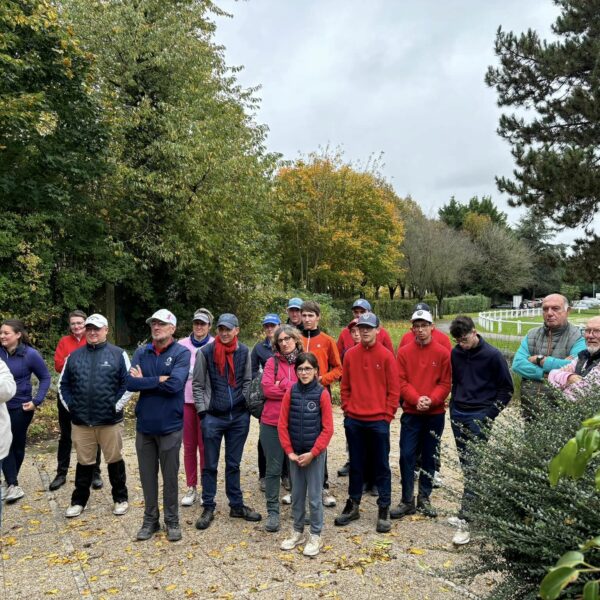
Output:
[408,547,426,555]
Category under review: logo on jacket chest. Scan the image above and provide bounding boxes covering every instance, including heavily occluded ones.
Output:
[306,401,318,412]
[165,357,173,366]
[100,360,112,368]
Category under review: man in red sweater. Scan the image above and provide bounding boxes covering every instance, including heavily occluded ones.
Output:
[50,310,103,492]
[397,302,452,353]
[337,299,394,357]
[335,313,400,533]
[392,308,451,519]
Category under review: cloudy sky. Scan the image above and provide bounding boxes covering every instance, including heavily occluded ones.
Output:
[213,1,589,244]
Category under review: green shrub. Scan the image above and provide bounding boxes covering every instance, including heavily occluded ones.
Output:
[453,385,600,599]
[372,296,437,321]
[441,294,490,315]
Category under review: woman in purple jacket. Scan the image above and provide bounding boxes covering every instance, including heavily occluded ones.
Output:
[0,320,51,503]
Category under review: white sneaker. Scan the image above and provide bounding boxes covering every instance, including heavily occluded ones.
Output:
[5,485,24,503]
[322,489,336,507]
[433,471,443,488]
[452,522,470,545]
[280,530,307,551]
[65,504,85,518]
[281,493,292,505]
[181,487,197,507]
[447,516,464,528]
[303,533,323,557]
[113,501,129,516]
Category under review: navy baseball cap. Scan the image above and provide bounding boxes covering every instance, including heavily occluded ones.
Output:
[217,313,239,329]
[357,313,378,328]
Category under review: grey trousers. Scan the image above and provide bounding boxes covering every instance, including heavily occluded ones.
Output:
[289,452,325,535]
[135,430,182,527]
[259,423,285,516]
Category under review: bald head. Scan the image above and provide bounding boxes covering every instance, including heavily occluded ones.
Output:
[542,294,570,330]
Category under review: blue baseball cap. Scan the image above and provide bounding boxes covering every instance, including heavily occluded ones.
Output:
[287,297,303,310]
[357,313,378,328]
[262,313,281,326]
[352,299,372,311]
[216,313,239,329]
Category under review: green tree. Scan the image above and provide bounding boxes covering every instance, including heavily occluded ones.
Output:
[64,0,277,327]
[486,0,600,228]
[438,195,508,230]
[0,0,116,341]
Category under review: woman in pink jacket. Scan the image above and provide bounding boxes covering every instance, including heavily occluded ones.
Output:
[178,308,214,507]
[260,325,303,533]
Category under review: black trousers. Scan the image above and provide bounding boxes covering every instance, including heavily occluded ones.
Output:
[57,398,101,476]
[71,460,127,507]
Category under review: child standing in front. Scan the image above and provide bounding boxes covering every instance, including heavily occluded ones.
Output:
[277,352,334,556]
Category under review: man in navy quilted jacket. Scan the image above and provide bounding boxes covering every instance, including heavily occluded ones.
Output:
[193,313,261,530]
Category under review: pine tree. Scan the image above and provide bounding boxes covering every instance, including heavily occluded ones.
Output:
[486,0,600,228]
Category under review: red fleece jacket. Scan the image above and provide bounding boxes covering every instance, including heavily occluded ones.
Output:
[341,342,400,422]
[278,387,334,457]
[396,340,451,415]
[337,326,394,357]
[54,334,86,373]
[397,328,452,354]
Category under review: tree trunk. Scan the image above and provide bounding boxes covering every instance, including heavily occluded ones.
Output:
[388,284,397,300]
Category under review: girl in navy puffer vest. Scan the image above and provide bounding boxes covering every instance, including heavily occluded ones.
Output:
[278,352,333,557]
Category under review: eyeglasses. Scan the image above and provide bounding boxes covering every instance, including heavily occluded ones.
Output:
[584,328,600,337]
[454,332,475,344]
[279,336,293,343]
[297,367,314,373]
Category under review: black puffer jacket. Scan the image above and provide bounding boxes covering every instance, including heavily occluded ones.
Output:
[59,341,131,426]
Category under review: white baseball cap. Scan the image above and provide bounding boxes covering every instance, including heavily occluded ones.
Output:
[85,314,108,328]
[146,309,177,326]
[411,309,433,323]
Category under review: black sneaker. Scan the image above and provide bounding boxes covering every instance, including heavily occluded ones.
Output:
[376,506,391,533]
[136,522,160,541]
[390,500,416,519]
[417,496,437,518]
[337,462,350,477]
[195,507,215,530]
[49,474,66,491]
[166,524,182,542]
[230,505,262,522]
[91,473,104,490]
[334,498,360,526]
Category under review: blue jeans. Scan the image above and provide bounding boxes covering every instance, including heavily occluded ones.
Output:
[344,417,392,507]
[2,407,34,486]
[399,412,445,502]
[289,452,325,535]
[201,411,250,510]
[450,406,490,519]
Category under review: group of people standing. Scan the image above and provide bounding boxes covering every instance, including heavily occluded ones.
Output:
[1,292,598,553]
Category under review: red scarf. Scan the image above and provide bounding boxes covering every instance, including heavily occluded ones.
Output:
[214,336,237,387]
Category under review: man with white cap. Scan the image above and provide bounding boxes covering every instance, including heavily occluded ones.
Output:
[392,307,451,520]
[59,314,132,519]
[193,313,261,530]
[127,309,191,542]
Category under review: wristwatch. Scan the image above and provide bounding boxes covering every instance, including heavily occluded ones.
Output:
[535,354,544,366]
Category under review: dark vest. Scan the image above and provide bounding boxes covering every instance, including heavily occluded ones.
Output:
[65,342,125,426]
[575,350,600,377]
[203,342,249,415]
[288,379,323,454]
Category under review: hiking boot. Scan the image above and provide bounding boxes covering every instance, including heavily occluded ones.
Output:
[136,522,160,541]
[452,521,470,545]
[65,504,85,518]
[322,489,336,507]
[303,533,323,556]
[181,487,198,507]
[5,485,24,503]
[91,473,104,490]
[166,524,182,542]
[49,474,67,491]
[280,530,306,551]
[195,507,215,530]
[417,496,437,518]
[230,505,262,522]
[337,462,350,477]
[334,498,360,526]
[376,506,391,533]
[281,476,291,491]
[390,499,416,519]
[113,501,129,516]
[264,513,280,533]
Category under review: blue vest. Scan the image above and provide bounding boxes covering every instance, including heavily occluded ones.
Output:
[202,342,249,415]
[64,342,126,426]
[288,379,323,454]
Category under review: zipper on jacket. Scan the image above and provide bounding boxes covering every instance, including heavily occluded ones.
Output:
[88,347,98,427]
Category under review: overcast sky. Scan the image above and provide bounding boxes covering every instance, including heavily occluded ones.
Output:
[213,1,590,245]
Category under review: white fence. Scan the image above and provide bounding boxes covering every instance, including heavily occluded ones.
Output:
[478,308,542,335]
